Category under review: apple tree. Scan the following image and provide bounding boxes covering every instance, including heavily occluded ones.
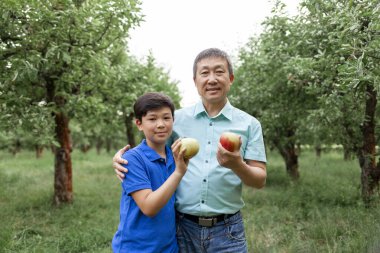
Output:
[294,0,380,204]
[230,3,317,180]
[0,0,142,205]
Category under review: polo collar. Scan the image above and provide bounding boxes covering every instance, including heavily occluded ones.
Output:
[193,100,233,121]
[140,139,174,166]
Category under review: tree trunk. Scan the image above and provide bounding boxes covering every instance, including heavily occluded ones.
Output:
[315,144,322,158]
[53,111,73,205]
[106,138,112,153]
[275,130,300,180]
[80,144,90,153]
[35,145,44,158]
[278,144,300,180]
[11,139,21,156]
[358,84,380,206]
[343,145,352,160]
[96,139,103,155]
[125,113,136,147]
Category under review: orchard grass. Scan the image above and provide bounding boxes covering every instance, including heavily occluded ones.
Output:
[0,149,379,253]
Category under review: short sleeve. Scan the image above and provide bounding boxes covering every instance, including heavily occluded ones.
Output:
[121,150,152,195]
[244,119,267,163]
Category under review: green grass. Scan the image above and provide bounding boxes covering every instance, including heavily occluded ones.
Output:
[0,149,379,253]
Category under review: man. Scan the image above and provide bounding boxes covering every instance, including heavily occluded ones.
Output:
[113,48,267,252]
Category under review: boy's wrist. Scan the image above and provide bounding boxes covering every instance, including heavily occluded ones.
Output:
[173,169,185,178]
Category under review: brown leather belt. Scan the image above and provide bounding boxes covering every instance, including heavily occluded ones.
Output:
[178,211,240,227]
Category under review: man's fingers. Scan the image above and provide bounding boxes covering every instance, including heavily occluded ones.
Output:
[121,145,130,153]
[114,157,128,165]
[115,168,127,178]
[113,161,128,172]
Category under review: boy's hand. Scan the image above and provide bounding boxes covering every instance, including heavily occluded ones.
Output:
[171,139,189,176]
[112,145,130,181]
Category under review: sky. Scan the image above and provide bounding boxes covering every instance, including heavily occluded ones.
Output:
[128,0,301,107]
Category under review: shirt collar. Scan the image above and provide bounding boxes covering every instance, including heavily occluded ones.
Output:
[193,100,233,121]
[140,139,174,166]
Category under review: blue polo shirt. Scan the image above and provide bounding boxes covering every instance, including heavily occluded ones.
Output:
[170,100,266,216]
[112,140,178,253]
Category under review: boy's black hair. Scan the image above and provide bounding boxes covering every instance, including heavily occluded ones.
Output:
[133,92,175,121]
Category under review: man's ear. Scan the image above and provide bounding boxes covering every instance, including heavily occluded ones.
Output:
[229,74,235,83]
[135,119,143,131]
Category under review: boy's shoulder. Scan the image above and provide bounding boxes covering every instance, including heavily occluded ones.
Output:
[121,145,144,161]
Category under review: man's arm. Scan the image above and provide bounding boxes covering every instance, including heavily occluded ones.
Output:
[216,142,267,188]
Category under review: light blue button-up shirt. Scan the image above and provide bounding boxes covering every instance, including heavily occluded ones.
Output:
[170,100,266,216]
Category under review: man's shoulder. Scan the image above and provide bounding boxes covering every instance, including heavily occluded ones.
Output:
[174,104,196,118]
[230,105,260,125]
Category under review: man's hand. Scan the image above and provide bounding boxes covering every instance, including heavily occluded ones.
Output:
[216,138,243,170]
[217,138,267,188]
[112,145,130,181]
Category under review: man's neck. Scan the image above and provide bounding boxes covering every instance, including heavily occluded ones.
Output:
[202,99,227,117]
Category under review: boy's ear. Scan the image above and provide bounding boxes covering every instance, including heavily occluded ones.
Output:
[135,119,143,131]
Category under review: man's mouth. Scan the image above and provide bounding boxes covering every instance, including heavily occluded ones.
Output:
[206,87,220,91]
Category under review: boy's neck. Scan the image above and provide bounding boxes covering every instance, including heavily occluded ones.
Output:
[146,140,166,158]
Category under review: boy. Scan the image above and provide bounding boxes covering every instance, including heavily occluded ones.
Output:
[112,92,188,253]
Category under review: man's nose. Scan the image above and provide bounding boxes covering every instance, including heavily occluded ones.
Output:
[208,73,217,84]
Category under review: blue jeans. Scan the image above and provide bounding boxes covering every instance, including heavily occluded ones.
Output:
[176,211,248,253]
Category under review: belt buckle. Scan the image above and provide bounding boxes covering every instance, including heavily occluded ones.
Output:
[198,217,217,227]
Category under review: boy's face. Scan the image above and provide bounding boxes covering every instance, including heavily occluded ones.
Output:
[135,107,173,149]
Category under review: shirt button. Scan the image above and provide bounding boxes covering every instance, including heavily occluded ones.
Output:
[203,179,207,182]
[201,200,205,203]
[205,160,208,163]
[209,122,212,126]
[208,141,211,144]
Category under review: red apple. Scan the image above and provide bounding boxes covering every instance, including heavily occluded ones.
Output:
[180,138,200,159]
[219,132,240,152]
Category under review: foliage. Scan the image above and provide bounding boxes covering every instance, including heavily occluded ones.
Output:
[0,0,143,146]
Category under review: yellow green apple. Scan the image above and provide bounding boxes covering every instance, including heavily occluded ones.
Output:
[180,138,200,159]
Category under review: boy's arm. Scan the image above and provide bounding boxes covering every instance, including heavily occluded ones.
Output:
[131,139,188,218]
[131,171,183,217]
[112,132,179,181]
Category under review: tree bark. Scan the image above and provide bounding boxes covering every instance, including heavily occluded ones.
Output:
[53,111,73,205]
[275,129,300,180]
[35,145,44,158]
[315,144,322,158]
[96,139,103,155]
[358,84,380,206]
[125,113,136,147]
